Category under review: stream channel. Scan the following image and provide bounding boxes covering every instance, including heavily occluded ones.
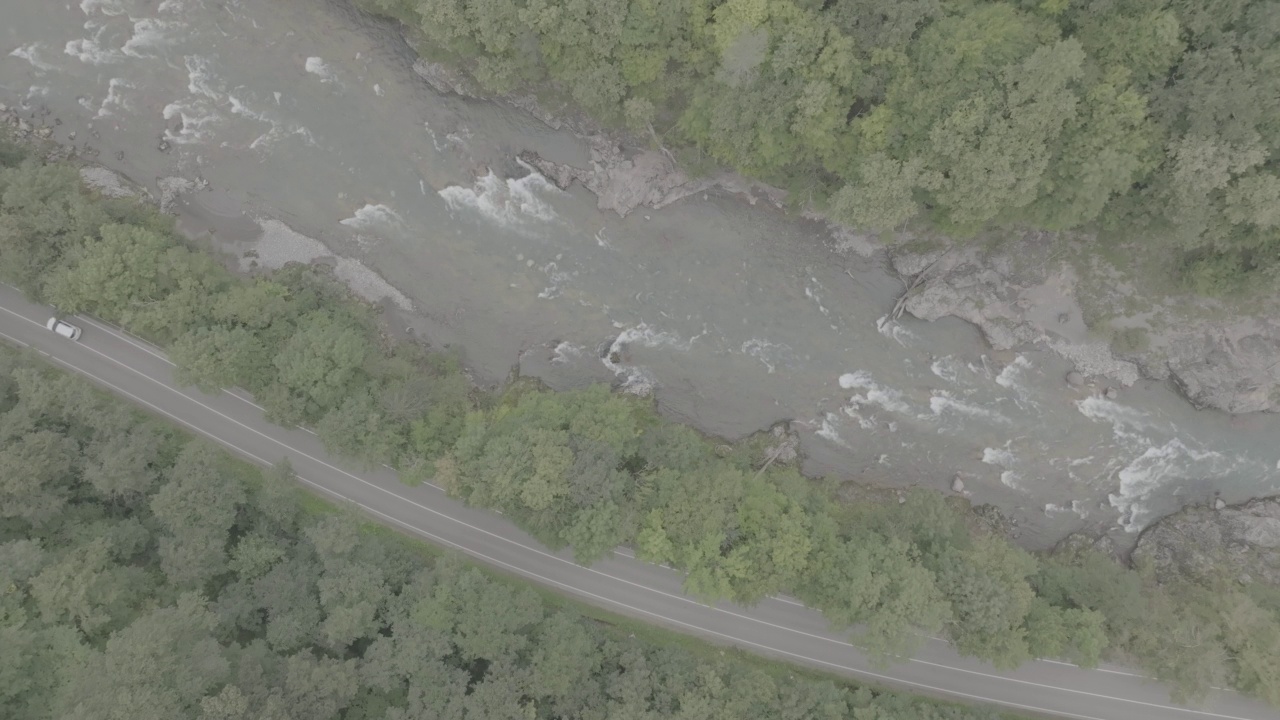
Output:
[5,0,1280,548]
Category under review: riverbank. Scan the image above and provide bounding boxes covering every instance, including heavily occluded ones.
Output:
[8,0,1279,552]
[8,119,1280,705]
[361,2,1280,417]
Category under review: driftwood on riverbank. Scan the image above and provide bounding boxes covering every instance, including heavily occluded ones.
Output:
[880,248,951,329]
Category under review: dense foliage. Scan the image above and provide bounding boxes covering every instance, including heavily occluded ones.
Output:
[2,147,1279,705]
[358,0,1280,293]
[0,351,1016,720]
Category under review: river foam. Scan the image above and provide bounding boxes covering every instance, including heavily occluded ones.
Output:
[80,0,125,15]
[995,354,1033,388]
[601,322,700,396]
[839,371,912,415]
[1108,439,1226,532]
[10,43,59,72]
[65,32,122,66]
[438,160,561,228]
[927,391,1007,423]
[305,57,335,82]
[121,18,181,58]
[742,338,796,374]
[340,204,403,231]
[96,77,133,118]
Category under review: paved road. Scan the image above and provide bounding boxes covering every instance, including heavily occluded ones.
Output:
[0,286,1272,720]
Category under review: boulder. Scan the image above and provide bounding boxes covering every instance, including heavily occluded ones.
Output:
[1065,370,1085,387]
[1053,531,1120,561]
[1132,496,1280,586]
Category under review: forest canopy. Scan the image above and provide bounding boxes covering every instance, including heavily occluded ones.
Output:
[0,347,1016,720]
[2,138,1280,706]
[358,0,1280,293]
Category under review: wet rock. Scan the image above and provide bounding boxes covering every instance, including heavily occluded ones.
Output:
[506,93,564,130]
[951,475,965,493]
[518,136,785,218]
[1065,370,1085,387]
[973,503,1021,541]
[1132,496,1280,586]
[79,166,140,198]
[1167,333,1280,414]
[36,127,53,139]
[1104,386,1118,399]
[44,145,73,163]
[1215,497,1227,511]
[1053,530,1120,561]
[157,176,196,214]
[156,138,171,153]
[763,423,800,465]
[411,59,479,98]
[892,248,1141,386]
[888,240,1279,414]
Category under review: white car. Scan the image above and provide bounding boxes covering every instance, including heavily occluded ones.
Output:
[46,317,82,340]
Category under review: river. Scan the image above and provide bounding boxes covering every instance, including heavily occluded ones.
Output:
[5,0,1279,548]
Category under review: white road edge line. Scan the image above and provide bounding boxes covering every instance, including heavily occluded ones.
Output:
[0,331,1118,720]
[62,312,1151,679]
[69,336,1259,720]
[0,307,1260,719]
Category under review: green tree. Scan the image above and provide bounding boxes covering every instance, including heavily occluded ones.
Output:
[278,651,360,720]
[54,593,230,720]
[43,223,175,316]
[829,154,936,231]
[172,326,271,394]
[411,560,543,664]
[272,311,371,416]
[150,441,247,588]
[0,430,78,526]
[81,422,167,503]
[29,537,154,639]
[528,611,601,700]
[797,530,947,659]
[316,390,406,467]
[0,162,108,294]
[935,537,1038,668]
[316,559,389,651]
[0,623,83,720]
[253,557,323,653]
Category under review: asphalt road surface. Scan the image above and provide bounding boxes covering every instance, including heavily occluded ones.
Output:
[0,285,1272,720]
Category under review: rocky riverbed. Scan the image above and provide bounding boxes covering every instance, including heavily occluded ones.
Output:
[1133,495,1280,587]
[508,123,1280,417]
[888,241,1280,415]
[404,59,1280,417]
[5,0,1279,548]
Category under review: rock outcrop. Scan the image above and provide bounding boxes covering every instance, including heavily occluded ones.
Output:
[891,246,1142,386]
[1164,327,1280,414]
[888,243,1280,413]
[1132,497,1280,586]
[411,59,479,99]
[518,137,784,218]
[403,47,1280,415]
